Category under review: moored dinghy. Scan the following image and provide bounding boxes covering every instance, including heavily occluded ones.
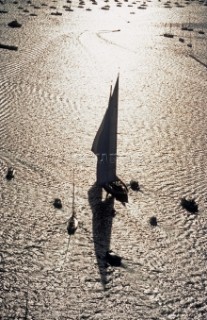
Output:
[91,75,128,203]
[6,167,15,180]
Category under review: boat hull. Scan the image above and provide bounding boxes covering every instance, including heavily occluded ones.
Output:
[103,180,128,203]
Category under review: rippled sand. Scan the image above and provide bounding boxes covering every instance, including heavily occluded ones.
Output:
[1,0,207,319]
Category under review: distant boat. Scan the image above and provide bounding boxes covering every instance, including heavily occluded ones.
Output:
[6,167,15,180]
[164,23,174,38]
[91,75,128,203]
[51,11,62,16]
[181,198,198,214]
[8,20,22,28]
[187,31,193,48]
[163,33,174,38]
[67,172,78,235]
[0,43,18,51]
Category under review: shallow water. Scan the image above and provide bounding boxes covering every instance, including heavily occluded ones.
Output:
[0,0,207,319]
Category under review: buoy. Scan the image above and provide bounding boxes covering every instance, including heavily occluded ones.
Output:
[53,198,62,209]
[130,180,140,191]
[149,216,157,226]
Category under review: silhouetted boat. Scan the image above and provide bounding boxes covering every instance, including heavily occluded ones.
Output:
[164,33,174,38]
[105,250,122,267]
[164,23,174,38]
[181,26,188,31]
[149,216,158,226]
[67,174,78,235]
[130,180,140,191]
[181,198,198,213]
[91,75,128,203]
[198,29,205,35]
[6,167,15,180]
[51,11,62,15]
[53,198,62,209]
[187,31,192,48]
[0,43,18,51]
[8,20,22,28]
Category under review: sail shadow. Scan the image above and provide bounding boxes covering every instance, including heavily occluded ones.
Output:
[88,183,115,289]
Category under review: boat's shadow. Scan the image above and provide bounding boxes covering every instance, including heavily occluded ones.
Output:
[88,183,115,289]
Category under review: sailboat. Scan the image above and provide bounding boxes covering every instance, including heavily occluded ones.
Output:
[91,75,128,203]
[67,172,78,235]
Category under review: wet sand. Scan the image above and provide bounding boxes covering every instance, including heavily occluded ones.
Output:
[0,0,207,319]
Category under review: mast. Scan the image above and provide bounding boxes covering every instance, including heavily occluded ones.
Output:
[67,170,78,235]
[72,170,75,216]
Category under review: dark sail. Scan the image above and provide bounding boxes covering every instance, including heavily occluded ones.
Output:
[92,76,119,185]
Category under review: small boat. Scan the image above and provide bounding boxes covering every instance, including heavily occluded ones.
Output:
[163,23,174,38]
[101,5,110,10]
[187,32,192,48]
[181,26,188,31]
[6,167,15,180]
[50,11,62,15]
[0,43,18,51]
[105,250,122,267]
[8,20,22,28]
[91,75,128,203]
[67,176,78,235]
[65,6,73,11]
[181,198,198,213]
[67,214,78,235]
[149,216,158,226]
[198,30,205,35]
[163,33,174,38]
[53,198,62,209]
[130,180,140,191]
